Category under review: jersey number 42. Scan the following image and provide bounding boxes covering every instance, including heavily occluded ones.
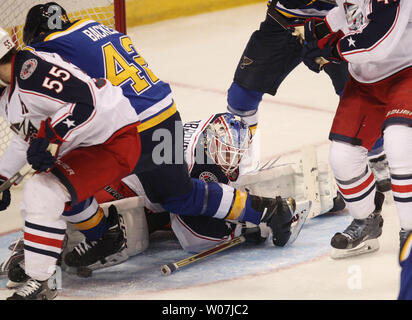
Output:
[102,36,159,95]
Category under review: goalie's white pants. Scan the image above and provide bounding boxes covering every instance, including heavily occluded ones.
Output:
[20,173,69,281]
[170,214,239,254]
[330,124,412,230]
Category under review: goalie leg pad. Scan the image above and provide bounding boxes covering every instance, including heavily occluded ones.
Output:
[65,197,149,260]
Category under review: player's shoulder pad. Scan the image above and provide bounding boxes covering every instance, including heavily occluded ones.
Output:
[13,50,46,87]
[12,49,93,104]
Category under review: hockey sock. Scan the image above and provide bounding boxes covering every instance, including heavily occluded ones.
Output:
[63,197,108,241]
[329,141,376,219]
[384,125,412,230]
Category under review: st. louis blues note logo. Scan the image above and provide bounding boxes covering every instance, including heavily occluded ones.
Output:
[20,59,38,80]
[240,56,254,69]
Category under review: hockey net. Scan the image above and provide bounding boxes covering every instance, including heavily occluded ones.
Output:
[0,0,126,157]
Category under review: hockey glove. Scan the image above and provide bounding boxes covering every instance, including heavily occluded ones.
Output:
[0,178,11,211]
[302,30,344,73]
[304,17,332,41]
[27,119,62,172]
[278,0,313,9]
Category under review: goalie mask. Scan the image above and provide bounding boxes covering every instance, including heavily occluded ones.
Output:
[23,2,71,45]
[343,2,364,31]
[204,113,250,176]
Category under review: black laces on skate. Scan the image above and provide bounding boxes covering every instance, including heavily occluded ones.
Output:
[342,219,366,239]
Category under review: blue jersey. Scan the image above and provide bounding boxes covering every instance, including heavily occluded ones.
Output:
[399,232,412,300]
[269,0,336,19]
[28,19,175,133]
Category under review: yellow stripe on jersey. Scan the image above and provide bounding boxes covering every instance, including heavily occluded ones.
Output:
[44,19,92,42]
[74,207,105,231]
[272,0,317,18]
[137,102,177,132]
[275,8,300,18]
[226,190,248,220]
[400,232,412,262]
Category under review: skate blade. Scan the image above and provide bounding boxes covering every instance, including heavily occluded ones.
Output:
[87,249,129,271]
[286,200,311,246]
[65,249,129,277]
[6,280,23,289]
[330,239,380,260]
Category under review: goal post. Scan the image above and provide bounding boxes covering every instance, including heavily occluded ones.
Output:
[0,0,126,157]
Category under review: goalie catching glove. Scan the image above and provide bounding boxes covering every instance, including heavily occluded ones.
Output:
[27,118,62,172]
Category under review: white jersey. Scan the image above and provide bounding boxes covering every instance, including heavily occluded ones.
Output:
[325,0,412,83]
[0,49,139,178]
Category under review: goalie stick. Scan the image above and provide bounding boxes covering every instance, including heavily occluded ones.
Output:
[161,200,311,275]
[0,164,33,193]
[0,143,59,193]
[161,235,246,275]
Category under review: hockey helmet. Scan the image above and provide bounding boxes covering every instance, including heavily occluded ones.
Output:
[204,113,250,175]
[343,3,364,31]
[23,2,70,45]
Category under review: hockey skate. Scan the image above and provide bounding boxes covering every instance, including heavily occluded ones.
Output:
[7,262,28,289]
[258,196,299,246]
[240,198,310,245]
[330,192,384,259]
[63,205,128,277]
[7,273,58,300]
[0,236,24,278]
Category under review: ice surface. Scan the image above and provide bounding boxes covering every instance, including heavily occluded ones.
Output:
[0,3,402,300]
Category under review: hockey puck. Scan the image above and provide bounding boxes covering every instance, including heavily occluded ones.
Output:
[77,267,92,278]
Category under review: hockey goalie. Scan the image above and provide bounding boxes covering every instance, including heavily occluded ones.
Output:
[2,112,345,285]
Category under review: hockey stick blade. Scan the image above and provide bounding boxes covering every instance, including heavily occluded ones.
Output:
[0,164,33,193]
[161,236,246,275]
